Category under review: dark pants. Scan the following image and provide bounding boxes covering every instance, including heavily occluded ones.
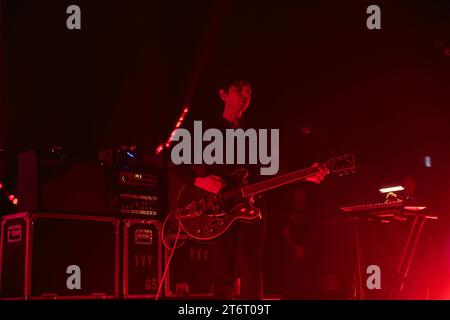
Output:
[210,210,267,300]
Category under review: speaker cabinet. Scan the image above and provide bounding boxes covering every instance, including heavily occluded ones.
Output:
[122,219,161,298]
[0,212,119,299]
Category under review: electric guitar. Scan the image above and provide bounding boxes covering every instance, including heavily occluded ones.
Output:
[175,154,356,241]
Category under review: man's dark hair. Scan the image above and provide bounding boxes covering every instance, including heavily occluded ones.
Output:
[214,70,252,92]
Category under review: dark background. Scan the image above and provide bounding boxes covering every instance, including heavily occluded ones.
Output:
[1,0,450,298]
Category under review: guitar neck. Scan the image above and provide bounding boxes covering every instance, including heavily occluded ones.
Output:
[242,166,320,197]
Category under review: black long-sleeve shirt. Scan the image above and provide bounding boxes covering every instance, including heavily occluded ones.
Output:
[168,113,265,188]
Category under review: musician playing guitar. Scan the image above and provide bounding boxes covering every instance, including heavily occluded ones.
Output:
[171,71,328,300]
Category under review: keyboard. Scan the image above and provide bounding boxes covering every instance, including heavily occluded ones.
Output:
[340,201,427,217]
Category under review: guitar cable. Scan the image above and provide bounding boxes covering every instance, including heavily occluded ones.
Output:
[155,211,183,300]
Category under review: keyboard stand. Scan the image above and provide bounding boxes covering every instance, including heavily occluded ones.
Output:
[389,212,437,299]
[352,219,365,300]
[348,210,437,300]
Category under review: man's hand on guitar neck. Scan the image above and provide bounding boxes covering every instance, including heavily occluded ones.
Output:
[194,175,225,194]
[305,162,329,184]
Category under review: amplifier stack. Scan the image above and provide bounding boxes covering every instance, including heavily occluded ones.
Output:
[0,149,165,299]
[0,149,212,299]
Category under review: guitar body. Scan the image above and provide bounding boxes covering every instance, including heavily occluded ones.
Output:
[176,169,262,241]
[174,153,355,242]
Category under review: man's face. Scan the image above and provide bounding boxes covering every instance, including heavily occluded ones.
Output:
[220,80,252,118]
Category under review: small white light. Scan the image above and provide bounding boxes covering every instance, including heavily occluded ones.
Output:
[379,186,404,193]
[424,156,432,168]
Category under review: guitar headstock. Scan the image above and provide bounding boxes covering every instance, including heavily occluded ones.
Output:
[325,153,356,176]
